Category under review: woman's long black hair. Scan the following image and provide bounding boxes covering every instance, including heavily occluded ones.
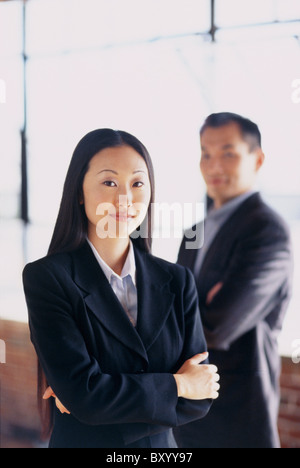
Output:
[48,128,155,256]
[39,129,155,439]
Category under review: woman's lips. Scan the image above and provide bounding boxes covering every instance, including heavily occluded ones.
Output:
[110,213,135,222]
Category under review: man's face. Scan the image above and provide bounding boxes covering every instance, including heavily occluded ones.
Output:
[200,122,264,208]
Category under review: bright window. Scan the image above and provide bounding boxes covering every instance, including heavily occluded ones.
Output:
[0,0,25,322]
[0,0,299,357]
[0,1,23,219]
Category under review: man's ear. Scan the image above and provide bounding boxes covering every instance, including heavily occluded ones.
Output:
[254,149,265,172]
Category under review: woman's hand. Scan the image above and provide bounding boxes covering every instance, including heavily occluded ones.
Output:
[43,386,71,414]
[173,352,220,401]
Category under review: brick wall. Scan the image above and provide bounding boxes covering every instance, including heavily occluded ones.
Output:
[0,319,41,448]
[0,319,300,448]
[279,357,300,448]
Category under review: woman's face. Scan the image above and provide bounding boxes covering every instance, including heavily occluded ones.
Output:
[82,145,152,241]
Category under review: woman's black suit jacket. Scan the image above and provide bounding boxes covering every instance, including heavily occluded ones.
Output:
[23,242,211,448]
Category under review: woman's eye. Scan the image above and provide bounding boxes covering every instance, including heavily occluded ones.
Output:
[103,181,117,187]
[133,181,144,188]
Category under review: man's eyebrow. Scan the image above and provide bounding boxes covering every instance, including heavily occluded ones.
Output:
[222,144,235,150]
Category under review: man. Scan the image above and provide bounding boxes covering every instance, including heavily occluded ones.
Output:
[174,113,293,448]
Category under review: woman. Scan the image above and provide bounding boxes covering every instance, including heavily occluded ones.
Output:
[23,129,220,448]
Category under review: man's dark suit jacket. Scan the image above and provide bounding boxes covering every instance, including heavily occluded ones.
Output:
[174,193,293,448]
[23,241,211,448]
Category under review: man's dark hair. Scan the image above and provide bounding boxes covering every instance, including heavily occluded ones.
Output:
[200,112,262,151]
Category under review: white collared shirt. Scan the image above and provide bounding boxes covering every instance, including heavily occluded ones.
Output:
[87,239,138,327]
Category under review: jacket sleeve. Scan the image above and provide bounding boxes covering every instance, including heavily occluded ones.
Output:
[23,261,179,429]
[201,219,293,351]
[118,267,212,445]
[175,267,212,426]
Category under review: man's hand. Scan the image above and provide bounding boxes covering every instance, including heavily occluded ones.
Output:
[206,282,223,305]
[43,386,71,414]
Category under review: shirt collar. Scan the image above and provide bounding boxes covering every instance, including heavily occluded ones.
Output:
[207,190,257,222]
[86,239,136,286]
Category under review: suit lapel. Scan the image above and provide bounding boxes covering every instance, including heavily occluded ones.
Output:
[179,222,204,272]
[199,193,262,277]
[134,248,175,351]
[71,242,176,360]
[72,242,148,362]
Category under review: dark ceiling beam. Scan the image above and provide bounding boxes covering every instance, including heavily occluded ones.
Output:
[21,0,28,224]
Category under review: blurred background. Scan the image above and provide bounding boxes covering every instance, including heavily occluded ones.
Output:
[0,0,299,448]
